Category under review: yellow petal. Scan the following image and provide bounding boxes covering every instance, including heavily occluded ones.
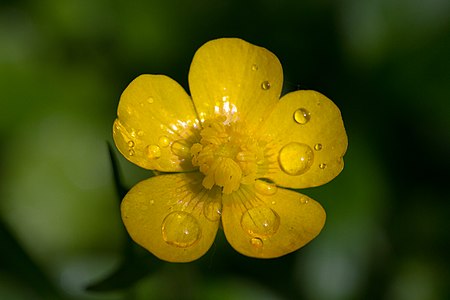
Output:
[189,38,283,132]
[258,90,348,188]
[221,181,326,258]
[121,173,221,262]
[113,75,201,172]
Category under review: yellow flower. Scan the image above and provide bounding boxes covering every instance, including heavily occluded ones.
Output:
[113,38,347,262]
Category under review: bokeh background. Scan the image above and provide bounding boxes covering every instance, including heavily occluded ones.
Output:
[1,0,449,299]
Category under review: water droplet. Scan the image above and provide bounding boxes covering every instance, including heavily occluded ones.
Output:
[255,180,277,196]
[319,163,327,169]
[162,211,201,248]
[128,149,135,156]
[241,207,280,238]
[251,64,258,71]
[203,200,222,222]
[261,81,271,90]
[300,196,309,204]
[147,144,161,159]
[158,136,170,147]
[171,140,190,158]
[147,97,154,104]
[128,140,135,147]
[114,120,121,130]
[250,237,263,248]
[137,130,144,137]
[278,143,314,175]
[314,143,322,151]
[294,108,311,125]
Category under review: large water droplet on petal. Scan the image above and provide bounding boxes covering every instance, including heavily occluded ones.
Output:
[146,144,161,159]
[314,143,322,151]
[255,180,277,196]
[161,211,201,248]
[294,108,311,125]
[261,81,271,90]
[278,142,314,175]
[171,140,190,158]
[241,207,280,238]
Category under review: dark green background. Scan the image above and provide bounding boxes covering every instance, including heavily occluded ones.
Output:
[1,0,449,299]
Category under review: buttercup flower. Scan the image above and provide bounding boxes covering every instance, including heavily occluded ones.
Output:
[113,38,347,262]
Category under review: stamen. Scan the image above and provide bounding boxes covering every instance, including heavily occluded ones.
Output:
[191,118,261,194]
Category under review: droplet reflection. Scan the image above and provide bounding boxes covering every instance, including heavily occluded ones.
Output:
[241,207,280,238]
[161,211,201,248]
[147,144,161,159]
[293,108,311,125]
[261,81,271,90]
[278,142,314,175]
[255,180,277,196]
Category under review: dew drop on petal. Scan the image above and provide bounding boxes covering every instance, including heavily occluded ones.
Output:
[319,163,327,169]
[255,180,277,196]
[147,97,154,104]
[251,64,258,71]
[114,120,121,131]
[261,81,271,90]
[146,144,161,159]
[128,140,135,147]
[137,130,144,137]
[162,211,201,248]
[278,143,314,175]
[294,108,311,125]
[241,207,280,238]
[158,136,170,147]
[203,200,222,222]
[171,140,190,158]
[250,237,263,248]
[300,196,309,204]
[128,149,135,156]
[314,143,322,151]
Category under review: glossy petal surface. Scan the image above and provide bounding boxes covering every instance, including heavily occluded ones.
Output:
[258,90,348,188]
[221,181,326,258]
[121,173,221,262]
[189,38,283,132]
[113,75,200,172]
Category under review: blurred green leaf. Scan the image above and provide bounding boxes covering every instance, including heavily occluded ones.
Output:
[85,245,160,292]
[0,219,61,298]
[86,143,162,293]
[107,142,128,201]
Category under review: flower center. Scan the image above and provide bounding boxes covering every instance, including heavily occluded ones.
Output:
[191,117,262,194]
